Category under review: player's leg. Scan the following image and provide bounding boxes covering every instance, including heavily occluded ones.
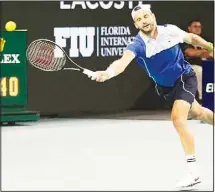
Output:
[172,71,201,188]
[190,99,214,125]
[171,100,201,188]
[171,100,195,155]
[192,65,202,100]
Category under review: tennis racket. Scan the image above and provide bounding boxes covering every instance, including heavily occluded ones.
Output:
[26,39,96,77]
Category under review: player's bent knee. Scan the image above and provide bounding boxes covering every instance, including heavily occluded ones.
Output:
[190,106,205,120]
[171,115,187,129]
[171,117,188,137]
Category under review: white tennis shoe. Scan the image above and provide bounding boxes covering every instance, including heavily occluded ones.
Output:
[176,173,201,189]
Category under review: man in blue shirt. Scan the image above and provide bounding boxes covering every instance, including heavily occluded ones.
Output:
[88,5,214,189]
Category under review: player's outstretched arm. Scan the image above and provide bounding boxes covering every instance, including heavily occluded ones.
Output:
[168,24,214,58]
[183,32,214,57]
[90,50,136,82]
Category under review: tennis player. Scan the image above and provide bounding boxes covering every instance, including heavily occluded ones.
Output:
[89,5,214,189]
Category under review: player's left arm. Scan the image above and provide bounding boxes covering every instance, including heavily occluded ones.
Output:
[183,33,213,57]
[167,24,213,57]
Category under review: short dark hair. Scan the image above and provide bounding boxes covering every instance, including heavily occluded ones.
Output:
[188,20,201,26]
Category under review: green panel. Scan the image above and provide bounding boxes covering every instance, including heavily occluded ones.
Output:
[1,112,40,122]
[0,30,27,106]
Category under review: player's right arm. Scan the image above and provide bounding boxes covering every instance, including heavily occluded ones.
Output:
[89,38,141,82]
[92,50,136,82]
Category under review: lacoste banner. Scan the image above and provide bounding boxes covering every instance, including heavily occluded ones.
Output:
[202,61,214,112]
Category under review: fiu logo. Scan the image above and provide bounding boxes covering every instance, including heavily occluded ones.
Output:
[54,26,135,58]
[0,38,6,52]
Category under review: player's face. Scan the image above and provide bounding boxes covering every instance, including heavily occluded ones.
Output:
[188,22,202,36]
[134,11,156,34]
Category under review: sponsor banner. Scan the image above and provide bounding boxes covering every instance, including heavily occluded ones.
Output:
[60,1,151,10]
[0,31,27,105]
[0,37,21,64]
[202,60,214,111]
[55,2,151,58]
[54,26,135,58]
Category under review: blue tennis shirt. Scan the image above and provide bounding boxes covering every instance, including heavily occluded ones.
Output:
[126,24,192,87]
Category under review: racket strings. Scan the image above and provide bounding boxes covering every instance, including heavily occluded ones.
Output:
[27,41,66,71]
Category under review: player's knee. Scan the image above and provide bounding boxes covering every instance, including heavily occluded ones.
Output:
[171,115,186,130]
[191,106,205,120]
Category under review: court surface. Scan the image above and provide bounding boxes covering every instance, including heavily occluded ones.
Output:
[1,118,214,191]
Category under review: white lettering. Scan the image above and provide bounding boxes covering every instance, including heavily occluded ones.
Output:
[101,38,108,46]
[0,54,20,63]
[54,27,95,57]
[114,1,125,9]
[101,37,134,46]
[69,28,79,57]
[54,27,71,57]
[60,1,70,9]
[54,25,135,58]
[11,54,20,63]
[4,54,11,63]
[78,27,95,57]
[128,1,134,9]
[60,1,151,10]
[71,1,87,9]
[137,2,151,8]
[206,83,215,93]
[101,47,125,57]
[101,26,131,36]
[85,1,99,9]
[99,2,113,9]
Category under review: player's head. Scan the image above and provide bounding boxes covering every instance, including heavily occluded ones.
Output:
[131,5,156,35]
[187,20,202,36]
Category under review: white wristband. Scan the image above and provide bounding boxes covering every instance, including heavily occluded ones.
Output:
[106,68,116,79]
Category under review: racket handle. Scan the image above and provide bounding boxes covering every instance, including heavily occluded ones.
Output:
[82,68,95,77]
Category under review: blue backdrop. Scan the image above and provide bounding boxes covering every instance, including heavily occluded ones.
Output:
[202,61,214,112]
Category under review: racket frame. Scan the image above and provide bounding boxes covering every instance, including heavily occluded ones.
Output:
[26,38,84,72]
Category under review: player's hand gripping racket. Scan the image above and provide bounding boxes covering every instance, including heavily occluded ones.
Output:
[26,39,96,78]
